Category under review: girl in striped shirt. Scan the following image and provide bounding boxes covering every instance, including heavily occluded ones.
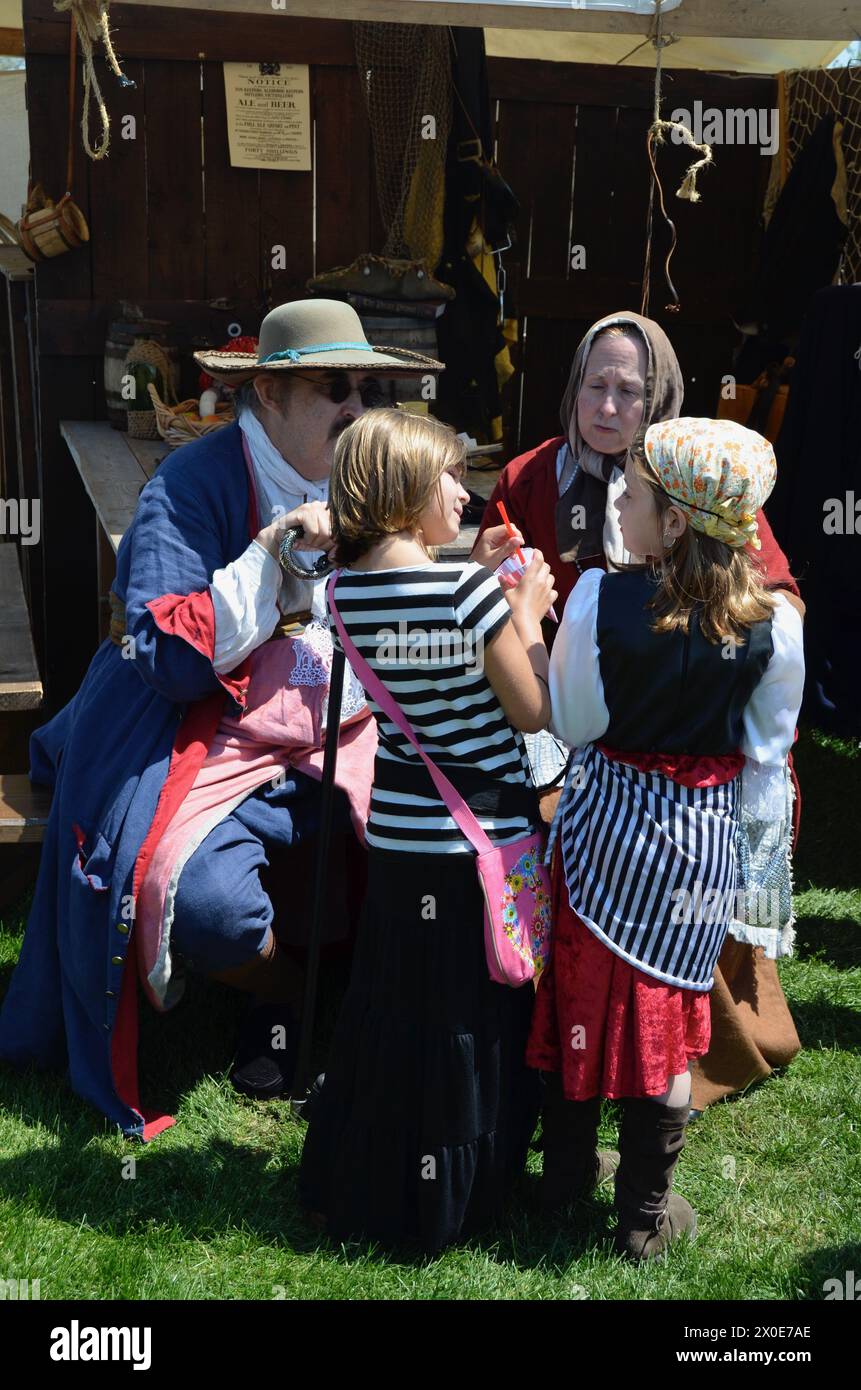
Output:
[527,418,805,1260]
[299,408,557,1253]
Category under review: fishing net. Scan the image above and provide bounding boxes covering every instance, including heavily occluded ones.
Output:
[353,22,452,271]
[764,65,861,282]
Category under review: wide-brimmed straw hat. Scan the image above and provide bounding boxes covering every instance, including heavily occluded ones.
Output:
[193,298,443,385]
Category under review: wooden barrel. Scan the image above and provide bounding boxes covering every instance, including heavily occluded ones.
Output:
[358,315,439,403]
[104,319,179,430]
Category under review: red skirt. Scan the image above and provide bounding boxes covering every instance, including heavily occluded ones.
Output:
[526,851,712,1100]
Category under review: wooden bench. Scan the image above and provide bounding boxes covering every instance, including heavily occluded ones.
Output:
[0,542,43,711]
[60,420,167,641]
[0,773,52,844]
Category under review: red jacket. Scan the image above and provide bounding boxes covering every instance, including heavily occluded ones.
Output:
[478,436,801,613]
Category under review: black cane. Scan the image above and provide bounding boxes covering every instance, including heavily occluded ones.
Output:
[291,642,345,1107]
[277,526,344,1110]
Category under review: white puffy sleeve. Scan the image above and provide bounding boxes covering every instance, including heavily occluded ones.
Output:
[739,594,805,820]
[210,539,283,673]
[741,593,805,765]
[548,567,610,748]
[731,594,805,958]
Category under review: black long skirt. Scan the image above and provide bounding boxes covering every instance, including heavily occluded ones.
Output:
[298,846,540,1255]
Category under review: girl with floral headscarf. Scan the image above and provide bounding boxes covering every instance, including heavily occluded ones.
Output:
[476,311,802,614]
[473,313,805,1124]
[525,418,804,1261]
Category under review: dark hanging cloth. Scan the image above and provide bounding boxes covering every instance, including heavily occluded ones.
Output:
[734,114,848,383]
[433,28,517,442]
[769,284,861,735]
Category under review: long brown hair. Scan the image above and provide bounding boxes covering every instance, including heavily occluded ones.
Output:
[627,448,775,645]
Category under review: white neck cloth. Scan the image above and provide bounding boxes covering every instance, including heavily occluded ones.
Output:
[238,406,329,524]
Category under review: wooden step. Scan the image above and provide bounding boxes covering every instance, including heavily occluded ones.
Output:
[0,543,43,710]
[0,773,52,843]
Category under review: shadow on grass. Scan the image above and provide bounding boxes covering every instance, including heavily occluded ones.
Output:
[792,913,861,973]
[262,1172,618,1274]
[0,944,350,1138]
[790,997,861,1054]
[789,1244,861,1301]
[0,1112,326,1257]
[793,729,861,895]
[0,1058,605,1274]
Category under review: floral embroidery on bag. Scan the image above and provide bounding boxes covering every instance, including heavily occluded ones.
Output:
[502,849,551,973]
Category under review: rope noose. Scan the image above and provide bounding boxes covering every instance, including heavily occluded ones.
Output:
[53,0,135,163]
[641,0,714,316]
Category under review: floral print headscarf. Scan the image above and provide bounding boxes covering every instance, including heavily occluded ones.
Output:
[643,417,776,551]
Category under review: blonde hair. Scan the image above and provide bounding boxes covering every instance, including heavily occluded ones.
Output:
[330,408,466,565]
[628,448,775,645]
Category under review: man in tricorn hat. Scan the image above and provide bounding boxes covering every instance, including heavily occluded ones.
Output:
[0,301,459,1137]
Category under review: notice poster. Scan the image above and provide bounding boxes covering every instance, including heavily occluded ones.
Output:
[223,62,311,171]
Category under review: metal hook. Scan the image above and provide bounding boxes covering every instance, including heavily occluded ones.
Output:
[278,526,336,581]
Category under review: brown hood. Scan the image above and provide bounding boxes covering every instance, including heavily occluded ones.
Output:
[560,310,685,470]
[555,312,685,565]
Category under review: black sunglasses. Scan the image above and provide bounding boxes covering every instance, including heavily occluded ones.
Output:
[290,372,389,408]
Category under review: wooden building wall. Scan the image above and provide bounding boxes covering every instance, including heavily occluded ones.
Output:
[22,0,774,707]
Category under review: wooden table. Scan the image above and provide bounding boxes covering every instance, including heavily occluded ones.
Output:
[60,421,166,554]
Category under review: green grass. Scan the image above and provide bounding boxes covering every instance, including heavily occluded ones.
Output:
[1,725,859,1300]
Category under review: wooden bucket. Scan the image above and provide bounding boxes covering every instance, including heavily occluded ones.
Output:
[17,193,90,263]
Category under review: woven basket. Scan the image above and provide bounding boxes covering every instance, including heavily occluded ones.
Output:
[147,383,235,448]
[125,338,181,440]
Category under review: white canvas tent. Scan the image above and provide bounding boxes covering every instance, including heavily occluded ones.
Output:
[0,0,852,72]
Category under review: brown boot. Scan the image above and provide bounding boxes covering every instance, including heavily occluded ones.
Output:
[540,1073,620,1211]
[614,1098,697,1260]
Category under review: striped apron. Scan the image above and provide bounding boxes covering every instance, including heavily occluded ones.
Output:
[551,742,739,991]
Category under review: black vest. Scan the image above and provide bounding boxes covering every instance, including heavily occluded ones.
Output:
[597,571,773,755]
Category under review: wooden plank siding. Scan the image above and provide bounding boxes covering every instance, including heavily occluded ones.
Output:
[492,63,774,450]
[21,0,774,706]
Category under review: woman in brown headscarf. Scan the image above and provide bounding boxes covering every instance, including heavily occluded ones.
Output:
[475,310,803,1121]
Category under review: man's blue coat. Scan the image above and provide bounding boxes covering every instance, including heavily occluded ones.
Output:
[0,423,259,1137]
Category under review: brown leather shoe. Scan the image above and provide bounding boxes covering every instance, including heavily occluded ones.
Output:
[614,1097,697,1260]
[540,1074,620,1211]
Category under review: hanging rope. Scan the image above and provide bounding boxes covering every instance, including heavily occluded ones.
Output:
[53,0,135,163]
[640,0,714,315]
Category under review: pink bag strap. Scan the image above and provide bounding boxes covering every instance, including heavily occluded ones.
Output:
[327,573,495,856]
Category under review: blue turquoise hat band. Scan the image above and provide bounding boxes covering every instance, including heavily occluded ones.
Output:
[258,342,374,365]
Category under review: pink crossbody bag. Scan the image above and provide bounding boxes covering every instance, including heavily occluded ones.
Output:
[327,574,552,988]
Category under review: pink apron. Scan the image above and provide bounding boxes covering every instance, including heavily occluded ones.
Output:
[136,623,376,1009]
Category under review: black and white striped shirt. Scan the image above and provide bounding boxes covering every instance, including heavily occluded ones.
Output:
[331,562,535,853]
